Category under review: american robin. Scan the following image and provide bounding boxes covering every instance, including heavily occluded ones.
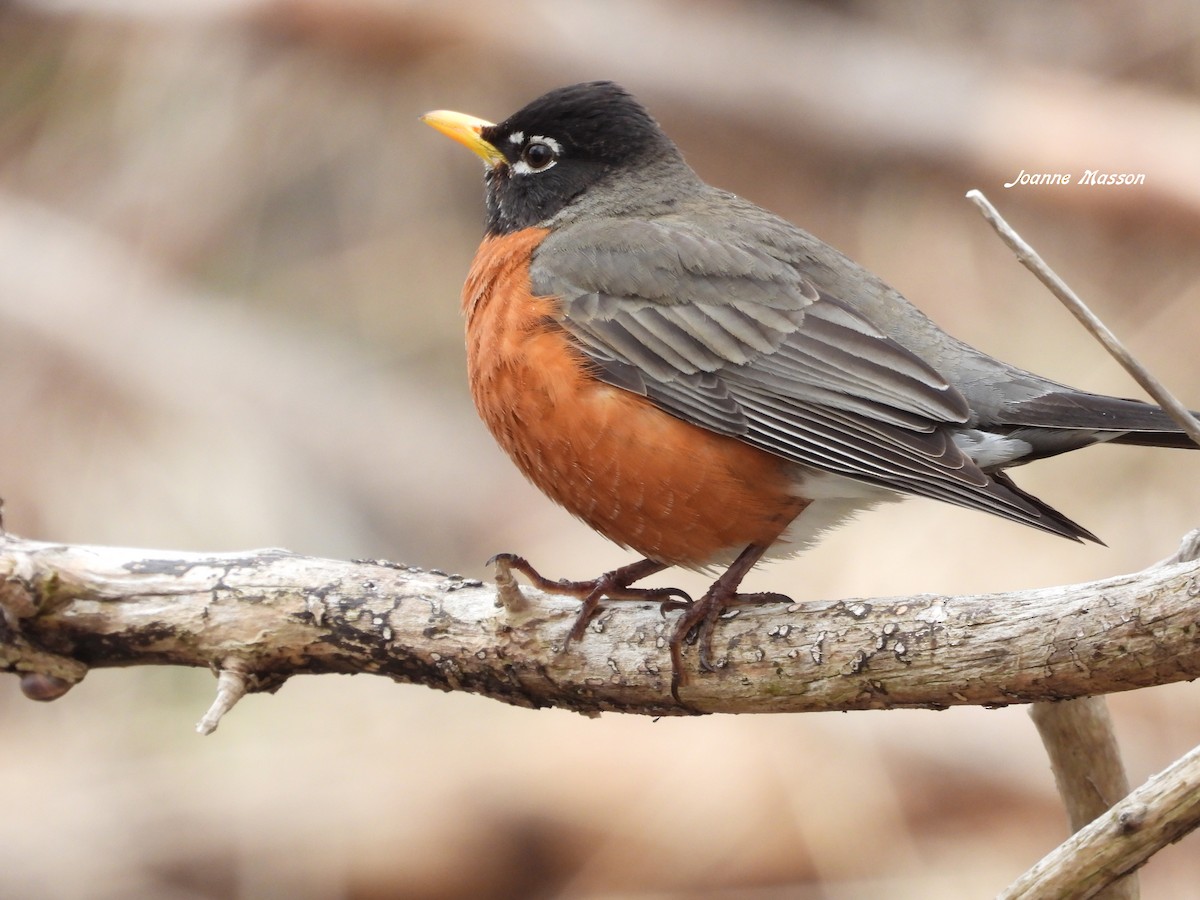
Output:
[421,81,1197,693]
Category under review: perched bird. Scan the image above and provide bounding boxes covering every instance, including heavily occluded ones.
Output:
[422,81,1196,692]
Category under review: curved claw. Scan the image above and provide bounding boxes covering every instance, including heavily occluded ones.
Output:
[566,586,691,648]
[657,594,692,617]
[565,586,608,646]
[490,555,681,649]
[667,585,796,700]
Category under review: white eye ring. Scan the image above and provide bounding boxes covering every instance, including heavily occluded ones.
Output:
[512,136,560,175]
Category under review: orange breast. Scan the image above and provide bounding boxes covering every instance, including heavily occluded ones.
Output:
[462,228,809,568]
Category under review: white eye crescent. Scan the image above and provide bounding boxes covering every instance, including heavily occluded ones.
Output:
[512,136,561,174]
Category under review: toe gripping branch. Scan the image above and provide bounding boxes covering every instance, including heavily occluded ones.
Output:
[488,544,796,704]
[488,553,689,644]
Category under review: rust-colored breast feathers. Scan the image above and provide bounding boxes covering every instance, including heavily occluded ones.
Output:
[462,229,807,568]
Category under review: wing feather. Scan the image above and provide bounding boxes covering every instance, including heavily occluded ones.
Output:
[529,218,1095,540]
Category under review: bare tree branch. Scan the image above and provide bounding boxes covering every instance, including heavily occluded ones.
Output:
[999,739,1200,900]
[3,531,1200,728]
[1031,699,1132,832]
[1030,698,1138,900]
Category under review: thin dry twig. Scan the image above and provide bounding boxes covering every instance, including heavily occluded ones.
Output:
[196,659,251,735]
[966,189,1200,448]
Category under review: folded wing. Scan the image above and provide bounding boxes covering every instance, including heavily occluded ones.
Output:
[531,218,1099,541]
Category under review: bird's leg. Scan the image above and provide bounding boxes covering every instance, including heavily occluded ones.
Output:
[488,554,691,646]
[669,542,791,700]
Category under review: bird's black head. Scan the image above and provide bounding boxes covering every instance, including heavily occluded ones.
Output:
[423,82,685,235]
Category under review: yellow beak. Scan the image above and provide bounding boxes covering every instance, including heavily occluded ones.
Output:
[420,109,505,166]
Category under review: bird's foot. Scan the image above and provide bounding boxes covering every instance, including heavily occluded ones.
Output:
[669,589,792,701]
[487,554,690,646]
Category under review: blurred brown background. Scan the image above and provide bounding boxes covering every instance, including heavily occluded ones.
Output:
[3,1,1200,897]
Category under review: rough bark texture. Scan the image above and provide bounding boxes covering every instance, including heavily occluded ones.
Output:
[6,531,1200,898]
[3,532,1200,717]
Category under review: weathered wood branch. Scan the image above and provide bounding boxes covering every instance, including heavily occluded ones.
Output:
[2,531,1200,725]
[1029,698,1138,900]
[1000,739,1200,900]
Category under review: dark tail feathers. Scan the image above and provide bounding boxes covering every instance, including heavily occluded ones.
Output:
[1007,390,1200,452]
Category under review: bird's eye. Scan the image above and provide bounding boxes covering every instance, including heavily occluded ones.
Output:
[521,139,557,171]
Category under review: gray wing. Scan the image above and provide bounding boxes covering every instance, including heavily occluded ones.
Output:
[530,218,1096,540]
